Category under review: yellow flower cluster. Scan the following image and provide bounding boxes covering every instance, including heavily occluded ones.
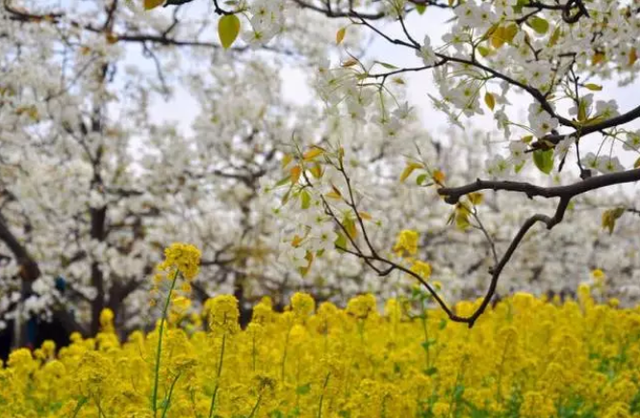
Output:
[157,242,202,281]
[1,289,640,417]
[393,229,419,256]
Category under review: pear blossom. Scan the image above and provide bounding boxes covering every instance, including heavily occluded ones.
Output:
[416,35,438,67]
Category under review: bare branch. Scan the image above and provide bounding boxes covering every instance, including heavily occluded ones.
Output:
[438,168,640,204]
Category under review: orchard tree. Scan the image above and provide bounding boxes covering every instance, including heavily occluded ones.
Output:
[171,0,640,326]
[1,0,639,346]
[0,0,350,340]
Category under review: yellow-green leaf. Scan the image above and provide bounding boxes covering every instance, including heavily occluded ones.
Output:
[477,46,491,57]
[585,83,602,91]
[342,216,357,239]
[144,0,164,10]
[629,48,638,66]
[218,14,241,49]
[400,162,423,182]
[309,162,323,179]
[592,51,606,65]
[634,157,640,169]
[503,24,518,43]
[490,26,506,49]
[303,147,324,161]
[281,153,293,169]
[529,16,549,35]
[601,207,625,234]
[334,233,347,252]
[485,92,496,111]
[336,27,347,45]
[298,251,314,277]
[468,192,484,206]
[578,98,588,122]
[300,190,311,209]
[341,58,358,67]
[533,149,554,175]
[548,26,561,47]
[376,61,398,70]
[455,208,470,230]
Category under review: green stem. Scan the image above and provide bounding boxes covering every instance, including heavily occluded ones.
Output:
[421,299,431,370]
[252,331,257,373]
[161,371,182,418]
[247,393,263,418]
[280,328,291,382]
[71,396,88,418]
[208,332,227,418]
[152,269,180,416]
[317,372,331,418]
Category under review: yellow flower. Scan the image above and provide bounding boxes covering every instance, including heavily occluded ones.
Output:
[346,294,377,319]
[206,295,240,334]
[519,391,556,418]
[99,308,115,333]
[291,292,315,318]
[393,229,419,256]
[172,295,192,314]
[158,242,201,281]
[591,268,606,289]
[251,298,274,324]
[410,260,432,279]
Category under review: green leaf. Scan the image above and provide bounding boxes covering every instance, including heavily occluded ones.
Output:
[334,233,347,252]
[416,173,428,186]
[477,46,490,57]
[601,207,626,234]
[585,83,603,91]
[424,367,438,376]
[296,383,311,395]
[421,338,437,350]
[300,190,311,209]
[342,216,357,239]
[513,0,527,14]
[529,16,549,35]
[375,61,398,70]
[548,26,561,46]
[218,14,241,49]
[274,176,290,187]
[533,149,554,174]
[415,3,426,14]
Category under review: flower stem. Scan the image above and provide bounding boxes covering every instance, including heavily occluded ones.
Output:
[317,372,331,418]
[208,332,227,418]
[152,269,180,416]
[161,371,182,418]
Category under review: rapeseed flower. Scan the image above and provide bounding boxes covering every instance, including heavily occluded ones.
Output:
[392,229,419,256]
[157,242,202,281]
[1,288,639,417]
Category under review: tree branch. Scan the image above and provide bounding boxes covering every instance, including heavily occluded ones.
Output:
[438,168,640,204]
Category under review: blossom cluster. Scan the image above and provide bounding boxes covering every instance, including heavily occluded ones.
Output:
[2,287,639,417]
[312,0,640,179]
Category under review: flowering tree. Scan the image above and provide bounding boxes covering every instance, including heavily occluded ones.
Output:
[0,0,345,339]
[1,0,639,346]
[231,0,640,326]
